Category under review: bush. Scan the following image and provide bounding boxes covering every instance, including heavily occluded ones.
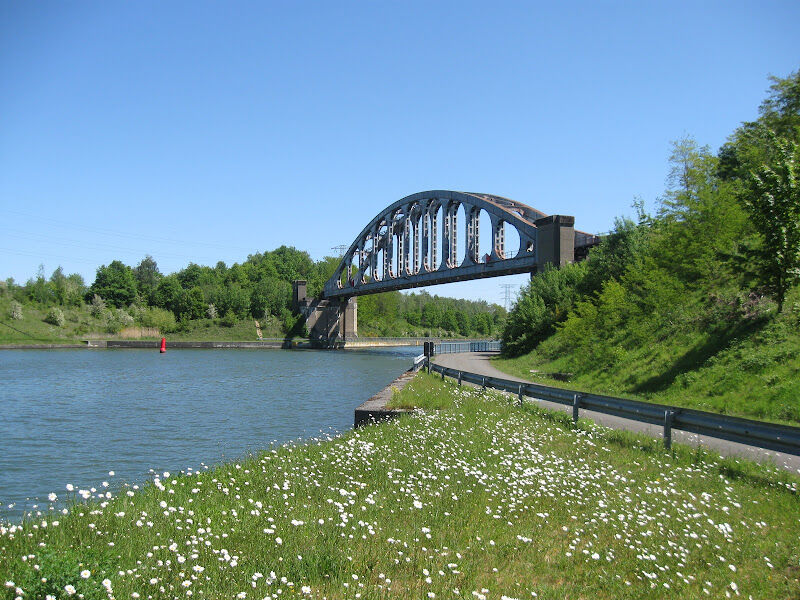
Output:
[89,294,106,318]
[501,262,587,356]
[137,306,177,333]
[44,307,65,327]
[220,310,237,328]
[116,309,135,327]
[206,303,218,319]
[9,300,23,320]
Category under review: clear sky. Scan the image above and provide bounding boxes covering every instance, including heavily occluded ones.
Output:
[1,1,798,306]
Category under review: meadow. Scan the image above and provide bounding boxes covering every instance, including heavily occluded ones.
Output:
[2,373,798,599]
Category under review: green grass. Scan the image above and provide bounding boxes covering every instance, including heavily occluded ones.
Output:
[385,374,456,410]
[0,298,95,344]
[2,373,799,599]
[0,297,281,345]
[493,302,800,426]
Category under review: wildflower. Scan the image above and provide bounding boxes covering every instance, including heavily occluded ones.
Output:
[81,570,91,579]
[48,493,57,502]
[64,585,76,596]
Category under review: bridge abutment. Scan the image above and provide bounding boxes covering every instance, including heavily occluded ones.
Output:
[293,280,357,341]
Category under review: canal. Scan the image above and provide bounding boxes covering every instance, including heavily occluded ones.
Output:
[0,347,418,520]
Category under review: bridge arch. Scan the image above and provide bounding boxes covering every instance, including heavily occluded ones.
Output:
[323,190,597,300]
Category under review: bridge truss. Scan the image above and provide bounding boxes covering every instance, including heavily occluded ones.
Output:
[323,190,598,300]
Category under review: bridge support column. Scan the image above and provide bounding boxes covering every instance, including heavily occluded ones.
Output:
[534,215,575,274]
[342,297,357,340]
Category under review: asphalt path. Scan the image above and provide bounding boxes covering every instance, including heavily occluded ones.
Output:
[435,352,800,474]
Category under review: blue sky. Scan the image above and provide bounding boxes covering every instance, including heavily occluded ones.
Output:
[1,1,798,306]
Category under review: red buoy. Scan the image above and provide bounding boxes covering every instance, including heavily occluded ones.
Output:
[160,337,166,353]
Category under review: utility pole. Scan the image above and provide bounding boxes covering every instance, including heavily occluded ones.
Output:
[331,245,348,258]
[500,283,516,312]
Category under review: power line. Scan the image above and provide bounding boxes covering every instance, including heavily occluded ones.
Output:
[500,283,517,312]
[331,245,348,258]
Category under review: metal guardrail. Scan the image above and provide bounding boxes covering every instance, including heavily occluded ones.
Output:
[346,337,497,344]
[427,362,800,456]
[434,341,502,354]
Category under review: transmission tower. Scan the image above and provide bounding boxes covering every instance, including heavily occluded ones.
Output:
[331,245,348,258]
[500,283,516,312]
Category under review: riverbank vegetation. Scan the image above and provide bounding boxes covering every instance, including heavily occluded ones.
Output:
[2,373,798,598]
[497,69,800,425]
[0,247,504,344]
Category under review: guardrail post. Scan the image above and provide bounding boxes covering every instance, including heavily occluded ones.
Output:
[481,376,486,390]
[441,369,445,381]
[458,371,462,386]
[664,410,675,450]
[426,357,430,374]
[572,394,581,423]
[518,384,524,406]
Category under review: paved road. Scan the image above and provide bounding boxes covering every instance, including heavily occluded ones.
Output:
[435,352,800,473]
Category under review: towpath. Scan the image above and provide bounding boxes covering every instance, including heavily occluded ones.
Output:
[434,352,800,473]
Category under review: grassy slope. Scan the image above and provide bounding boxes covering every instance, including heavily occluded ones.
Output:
[493,295,800,426]
[0,298,92,344]
[2,373,798,599]
[0,297,279,344]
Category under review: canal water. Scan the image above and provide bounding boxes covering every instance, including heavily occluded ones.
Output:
[0,347,419,520]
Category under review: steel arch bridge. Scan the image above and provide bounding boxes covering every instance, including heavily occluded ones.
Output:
[322,190,598,300]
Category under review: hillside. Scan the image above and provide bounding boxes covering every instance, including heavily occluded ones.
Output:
[496,69,800,425]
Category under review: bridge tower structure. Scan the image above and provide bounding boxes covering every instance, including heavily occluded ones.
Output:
[296,190,599,343]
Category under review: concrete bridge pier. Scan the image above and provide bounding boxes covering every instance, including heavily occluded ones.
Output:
[293,280,357,341]
[534,214,575,274]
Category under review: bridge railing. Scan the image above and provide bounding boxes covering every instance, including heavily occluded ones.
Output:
[426,362,800,456]
[434,341,502,354]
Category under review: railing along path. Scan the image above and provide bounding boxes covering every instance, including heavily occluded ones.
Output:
[423,360,800,456]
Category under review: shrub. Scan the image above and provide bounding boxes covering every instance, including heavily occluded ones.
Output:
[116,309,135,327]
[89,294,106,317]
[501,262,587,356]
[44,307,65,327]
[9,300,23,320]
[220,310,237,328]
[138,306,177,333]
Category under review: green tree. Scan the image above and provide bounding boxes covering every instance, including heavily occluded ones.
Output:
[421,303,441,328]
[743,131,800,311]
[177,287,206,320]
[719,69,800,180]
[87,261,138,308]
[27,264,50,305]
[441,308,459,333]
[154,275,184,316]
[653,137,746,286]
[579,217,648,297]
[134,255,162,303]
[501,263,587,356]
[250,278,291,319]
[455,311,470,337]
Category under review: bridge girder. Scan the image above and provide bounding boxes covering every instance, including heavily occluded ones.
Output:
[323,190,597,300]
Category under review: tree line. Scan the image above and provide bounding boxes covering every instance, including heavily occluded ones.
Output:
[2,245,505,338]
